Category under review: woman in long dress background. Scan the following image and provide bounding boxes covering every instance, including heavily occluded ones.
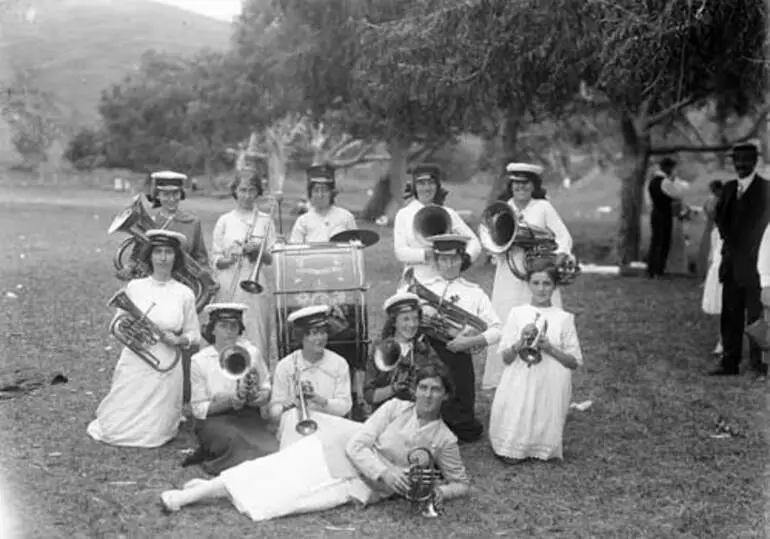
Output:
[701,181,725,354]
[488,258,583,463]
[211,172,276,368]
[482,162,573,392]
[88,230,201,448]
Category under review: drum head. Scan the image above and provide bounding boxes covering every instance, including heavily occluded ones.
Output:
[329,228,380,248]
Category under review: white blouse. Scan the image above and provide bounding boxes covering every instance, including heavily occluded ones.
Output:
[393,199,482,281]
[189,340,272,419]
[759,223,770,288]
[507,198,573,254]
[289,206,357,244]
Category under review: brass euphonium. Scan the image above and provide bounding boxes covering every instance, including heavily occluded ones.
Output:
[406,447,442,518]
[295,378,319,436]
[108,194,218,312]
[478,201,581,285]
[518,313,548,367]
[107,289,182,373]
[402,268,488,348]
[413,204,452,247]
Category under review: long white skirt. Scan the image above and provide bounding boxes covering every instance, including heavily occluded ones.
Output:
[87,348,182,448]
[220,412,377,522]
[488,356,572,460]
[482,259,562,391]
[701,229,722,315]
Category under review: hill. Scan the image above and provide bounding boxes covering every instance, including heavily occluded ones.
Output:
[0,0,233,130]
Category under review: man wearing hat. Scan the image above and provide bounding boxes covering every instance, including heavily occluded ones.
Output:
[393,163,482,284]
[269,305,353,445]
[410,234,501,442]
[711,141,770,378]
[646,157,687,278]
[289,164,357,244]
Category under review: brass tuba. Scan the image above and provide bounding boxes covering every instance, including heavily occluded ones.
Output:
[403,268,488,349]
[478,201,581,285]
[219,343,252,380]
[109,194,218,312]
[406,447,442,517]
[518,313,548,367]
[107,289,182,373]
[413,204,452,247]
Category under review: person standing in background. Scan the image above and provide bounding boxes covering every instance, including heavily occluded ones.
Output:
[646,157,687,278]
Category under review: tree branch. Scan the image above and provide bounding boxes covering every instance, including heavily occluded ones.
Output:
[650,104,770,155]
[645,96,697,128]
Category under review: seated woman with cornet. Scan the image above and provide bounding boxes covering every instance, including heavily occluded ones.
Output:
[183,303,278,476]
[211,171,277,368]
[268,305,353,447]
[364,292,441,413]
[393,163,481,284]
[488,258,583,464]
[160,362,469,521]
[402,234,502,443]
[481,162,575,392]
[88,230,201,448]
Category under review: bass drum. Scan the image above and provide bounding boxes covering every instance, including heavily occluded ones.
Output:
[273,243,369,371]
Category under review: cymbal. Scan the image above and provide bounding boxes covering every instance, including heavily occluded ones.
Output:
[329,228,380,248]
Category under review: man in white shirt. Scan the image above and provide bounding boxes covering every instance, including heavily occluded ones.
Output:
[393,163,481,283]
[289,164,357,244]
[410,234,501,442]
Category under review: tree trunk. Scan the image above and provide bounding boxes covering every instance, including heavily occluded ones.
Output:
[715,103,729,168]
[760,113,770,163]
[359,173,392,222]
[384,135,410,222]
[616,112,651,270]
[487,106,520,205]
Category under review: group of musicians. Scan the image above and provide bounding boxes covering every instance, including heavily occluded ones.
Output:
[88,159,584,521]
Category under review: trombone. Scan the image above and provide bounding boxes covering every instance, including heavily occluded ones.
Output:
[240,194,281,295]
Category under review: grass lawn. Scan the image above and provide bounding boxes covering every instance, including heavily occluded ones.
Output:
[0,180,766,538]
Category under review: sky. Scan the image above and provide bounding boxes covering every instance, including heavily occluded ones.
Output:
[154,0,242,21]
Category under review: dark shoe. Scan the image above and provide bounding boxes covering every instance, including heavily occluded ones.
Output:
[707,367,739,376]
[181,447,205,467]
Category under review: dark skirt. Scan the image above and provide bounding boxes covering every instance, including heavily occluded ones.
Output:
[429,339,483,443]
[189,407,279,476]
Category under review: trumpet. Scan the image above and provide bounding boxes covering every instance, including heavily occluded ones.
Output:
[518,313,548,367]
[240,194,281,295]
[295,377,318,436]
[406,447,442,518]
[219,343,252,380]
[107,289,182,373]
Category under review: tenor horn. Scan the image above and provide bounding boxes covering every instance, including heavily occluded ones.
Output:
[107,289,182,373]
[413,204,452,247]
[518,313,548,367]
[295,378,319,436]
[219,343,252,380]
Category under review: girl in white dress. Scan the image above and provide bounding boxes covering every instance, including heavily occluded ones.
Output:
[488,258,583,462]
[701,181,724,354]
[211,172,277,367]
[393,163,482,284]
[88,230,201,448]
[159,362,469,522]
[482,162,573,391]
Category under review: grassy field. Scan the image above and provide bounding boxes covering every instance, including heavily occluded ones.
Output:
[0,175,766,538]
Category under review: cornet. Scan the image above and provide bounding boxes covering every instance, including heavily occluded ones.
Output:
[405,447,442,518]
[294,378,319,436]
[518,313,548,367]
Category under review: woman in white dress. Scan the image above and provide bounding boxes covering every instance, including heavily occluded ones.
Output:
[482,162,573,391]
[393,163,481,284]
[159,362,469,521]
[488,258,583,463]
[701,181,724,354]
[88,230,201,448]
[184,303,278,476]
[211,172,276,367]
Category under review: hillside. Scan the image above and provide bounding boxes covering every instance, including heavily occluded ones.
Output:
[0,0,233,130]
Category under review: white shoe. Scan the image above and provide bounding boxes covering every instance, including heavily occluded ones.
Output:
[182,478,207,490]
[713,342,723,355]
[160,490,183,513]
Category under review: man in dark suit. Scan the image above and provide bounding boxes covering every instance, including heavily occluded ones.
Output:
[711,142,770,378]
[647,157,679,278]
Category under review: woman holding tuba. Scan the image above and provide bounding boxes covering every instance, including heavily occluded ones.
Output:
[488,259,583,464]
[363,292,441,413]
[268,305,353,447]
[185,303,278,476]
[160,362,469,521]
[393,163,481,284]
[88,230,201,448]
[481,162,574,392]
[211,171,277,368]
